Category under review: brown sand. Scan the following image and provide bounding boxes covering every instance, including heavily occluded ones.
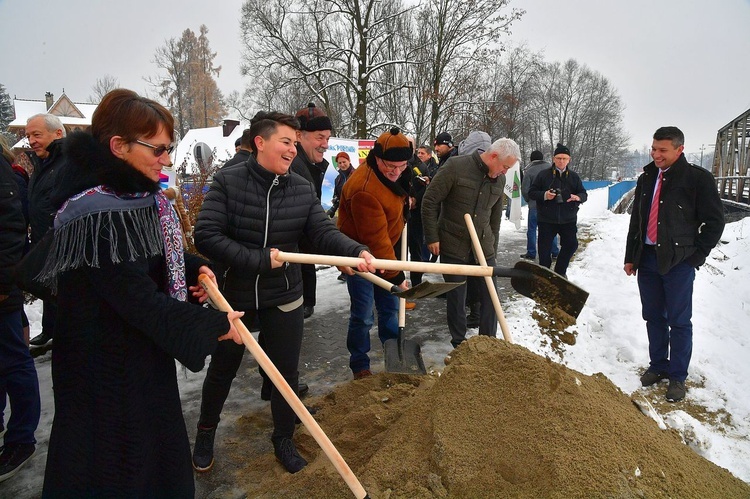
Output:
[230,336,750,498]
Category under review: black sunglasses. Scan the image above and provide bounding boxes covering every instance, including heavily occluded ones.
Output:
[134,139,175,157]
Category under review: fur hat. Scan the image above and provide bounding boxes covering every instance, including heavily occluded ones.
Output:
[530,150,544,161]
[295,103,333,132]
[434,132,453,147]
[553,143,571,156]
[335,151,351,163]
[373,127,413,162]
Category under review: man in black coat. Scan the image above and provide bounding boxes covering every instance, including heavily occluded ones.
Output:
[528,143,587,279]
[290,103,333,318]
[25,113,67,347]
[624,126,725,403]
[0,150,41,482]
[223,129,252,168]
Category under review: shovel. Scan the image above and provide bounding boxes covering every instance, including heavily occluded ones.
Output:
[198,275,369,499]
[380,225,427,374]
[353,270,463,299]
[275,251,589,319]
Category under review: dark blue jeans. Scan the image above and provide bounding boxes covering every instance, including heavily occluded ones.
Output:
[538,221,577,277]
[0,309,41,445]
[345,273,399,373]
[637,246,695,382]
[526,206,559,258]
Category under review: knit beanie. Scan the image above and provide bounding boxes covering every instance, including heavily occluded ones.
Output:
[434,132,453,147]
[530,150,544,161]
[372,127,413,162]
[553,143,571,156]
[295,103,333,132]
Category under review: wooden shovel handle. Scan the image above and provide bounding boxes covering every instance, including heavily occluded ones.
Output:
[463,214,513,343]
[354,270,399,294]
[277,251,495,277]
[198,275,369,499]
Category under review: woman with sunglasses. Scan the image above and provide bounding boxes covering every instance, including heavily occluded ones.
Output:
[36,88,243,497]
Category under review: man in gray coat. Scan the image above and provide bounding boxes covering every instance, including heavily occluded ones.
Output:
[520,150,559,260]
[422,138,520,348]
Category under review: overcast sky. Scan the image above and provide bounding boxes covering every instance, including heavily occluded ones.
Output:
[2,0,749,154]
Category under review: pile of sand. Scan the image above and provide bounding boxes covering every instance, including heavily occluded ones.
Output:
[231,336,750,498]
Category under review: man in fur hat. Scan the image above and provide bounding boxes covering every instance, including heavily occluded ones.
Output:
[290,103,333,319]
[336,127,413,379]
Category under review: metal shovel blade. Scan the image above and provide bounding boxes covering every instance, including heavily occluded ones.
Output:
[394,280,464,299]
[508,260,589,319]
[384,332,427,375]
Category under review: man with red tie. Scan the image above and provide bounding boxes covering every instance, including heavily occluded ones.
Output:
[624,126,724,402]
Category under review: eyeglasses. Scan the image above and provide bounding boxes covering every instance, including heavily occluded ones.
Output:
[134,139,174,157]
[381,159,408,172]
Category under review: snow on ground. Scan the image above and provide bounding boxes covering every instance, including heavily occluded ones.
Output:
[497,188,750,482]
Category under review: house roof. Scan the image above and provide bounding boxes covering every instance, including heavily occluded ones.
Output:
[173,123,248,175]
[8,93,98,131]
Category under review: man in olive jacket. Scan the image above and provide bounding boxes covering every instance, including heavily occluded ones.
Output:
[624,126,724,403]
[422,137,520,348]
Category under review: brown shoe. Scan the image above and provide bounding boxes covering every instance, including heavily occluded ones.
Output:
[353,369,373,380]
[404,301,416,310]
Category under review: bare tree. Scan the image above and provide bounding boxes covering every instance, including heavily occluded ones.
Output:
[414,0,524,143]
[89,75,120,103]
[239,0,419,138]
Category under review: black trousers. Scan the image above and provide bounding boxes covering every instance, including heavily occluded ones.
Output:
[301,264,317,307]
[538,221,579,277]
[441,254,498,348]
[199,304,304,440]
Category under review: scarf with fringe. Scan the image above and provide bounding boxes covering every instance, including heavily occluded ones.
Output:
[38,186,187,300]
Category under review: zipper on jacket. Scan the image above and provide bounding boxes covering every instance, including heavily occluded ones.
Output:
[222,267,230,292]
[255,175,281,310]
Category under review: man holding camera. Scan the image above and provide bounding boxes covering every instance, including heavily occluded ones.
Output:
[528,143,587,279]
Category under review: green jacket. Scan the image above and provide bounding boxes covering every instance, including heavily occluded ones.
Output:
[422,151,505,262]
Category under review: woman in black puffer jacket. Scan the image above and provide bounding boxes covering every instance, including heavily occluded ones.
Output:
[192,111,373,474]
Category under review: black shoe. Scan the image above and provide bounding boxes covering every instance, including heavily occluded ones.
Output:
[192,426,216,472]
[666,379,686,402]
[551,254,559,260]
[640,370,668,387]
[261,382,308,401]
[519,253,535,260]
[29,332,52,347]
[303,306,314,319]
[0,443,35,483]
[273,438,307,474]
[337,272,347,282]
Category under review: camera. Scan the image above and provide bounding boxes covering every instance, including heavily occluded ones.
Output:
[551,188,564,204]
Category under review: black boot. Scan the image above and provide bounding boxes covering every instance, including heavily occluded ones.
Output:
[192,426,217,472]
[466,302,481,328]
[273,437,307,474]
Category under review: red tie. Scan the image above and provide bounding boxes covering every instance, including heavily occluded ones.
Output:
[647,170,662,243]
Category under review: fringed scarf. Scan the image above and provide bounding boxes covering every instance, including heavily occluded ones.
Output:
[38,185,187,300]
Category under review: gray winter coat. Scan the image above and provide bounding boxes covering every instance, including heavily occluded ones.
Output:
[521,159,551,210]
[422,151,505,262]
